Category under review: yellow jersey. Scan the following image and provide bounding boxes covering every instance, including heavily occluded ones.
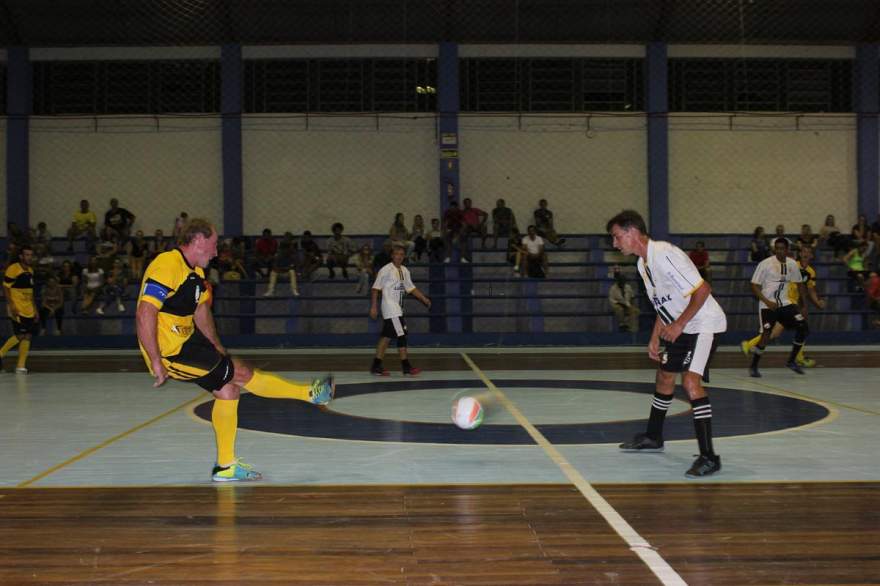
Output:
[788,262,816,306]
[138,249,211,359]
[3,262,35,318]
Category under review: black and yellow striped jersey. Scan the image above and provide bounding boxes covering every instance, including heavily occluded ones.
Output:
[138,249,211,358]
[3,262,35,318]
[788,263,816,306]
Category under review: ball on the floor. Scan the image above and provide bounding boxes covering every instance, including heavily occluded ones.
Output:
[452,396,484,430]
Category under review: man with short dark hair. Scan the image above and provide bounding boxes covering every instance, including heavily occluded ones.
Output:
[606,209,727,478]
[136,218,335,482]
[104,198,136,240]
[1,245,37,374]
[745,238,809,377]
[491,198,517,249]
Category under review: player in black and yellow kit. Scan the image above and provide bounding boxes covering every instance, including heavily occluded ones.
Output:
[136,219,335,482]
[2,245,37,374]
[741,245,825,366]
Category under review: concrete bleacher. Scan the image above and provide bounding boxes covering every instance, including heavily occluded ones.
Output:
[1,234,877,346]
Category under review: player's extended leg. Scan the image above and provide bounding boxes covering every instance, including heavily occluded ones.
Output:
[619,369,674,452]
[0,334,21,368]
[681,371,721,478]
[371,337,391,376]
[749,312,776,378]
[237,358,334,405]
[210,381,263,482]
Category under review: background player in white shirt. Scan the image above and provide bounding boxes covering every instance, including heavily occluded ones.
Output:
[606,210,727,478]
[746,238,808,377]
[369,245,431,376]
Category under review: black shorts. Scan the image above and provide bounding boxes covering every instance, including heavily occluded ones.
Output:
[10,316,38,337]
[162,330,235,392]
[381,316,408,346]
[660,332,718,377]
[760,305,804,331]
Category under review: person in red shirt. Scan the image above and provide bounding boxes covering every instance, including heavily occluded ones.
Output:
[254,229,278,278]
[442,201,465,263]
[460,198,489,257]
[867,271,880,328]
[689,241,711,283]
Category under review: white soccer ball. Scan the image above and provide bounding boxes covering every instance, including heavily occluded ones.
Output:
[452,396,484,430]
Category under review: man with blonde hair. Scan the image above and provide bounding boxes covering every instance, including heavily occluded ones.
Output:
[136,218,334,482]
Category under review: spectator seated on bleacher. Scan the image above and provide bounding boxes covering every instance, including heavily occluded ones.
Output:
[533,198,565,247]
[57,260,80,302]
[126,230,148,280]
[461,198,489,253]
[80,258,104,314]
[172,212,188,242]
[426,218,444,263]
[411,215,427,262]
[819,214,849,258]
[67,199,97,252]
[795,224,818,255]
[299,231,323,282]
[32,222,52,247]
[218,241,248,281]
[373,241,393,273]
[608,266,639,333]
[148,229,171,263]
[352,244,374,295]
[33,242,57,287]
[253,228,278,278]
[443,201,465,263]
[96,259,128,315]
[95,231,120,273]
[843,241,870,292]
[866,272,880,327]
[688,241,711,284]
[749,226,770,263]
[264,233,299,297]
[389,213,415,260]
[103,198,136,242]
[491,198,517,249]
[773,224,793,250]
[514,225,548,279]
[326,222,356,279]
[38,275,64,335]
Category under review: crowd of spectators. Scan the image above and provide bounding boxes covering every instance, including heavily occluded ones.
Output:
[4,199,880,334]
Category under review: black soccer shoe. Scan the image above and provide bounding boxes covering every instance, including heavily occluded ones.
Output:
[786,361,806,375]
[685,454,721,478]
[749,366,761,378]
[619,433,664,452]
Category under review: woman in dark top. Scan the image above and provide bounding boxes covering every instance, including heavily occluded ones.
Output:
[749,226,770,262]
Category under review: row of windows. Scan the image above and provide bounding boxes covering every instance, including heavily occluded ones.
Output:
[2,57,857,115]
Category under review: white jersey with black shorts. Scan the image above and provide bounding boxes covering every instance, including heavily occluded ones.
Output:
[637,240,728,376]
[751,255,805,331]
[373,262,415,342]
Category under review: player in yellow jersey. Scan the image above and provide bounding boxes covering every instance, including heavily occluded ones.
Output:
[1,245,37,374]
[741,245,825,366]
[136,219,335,482]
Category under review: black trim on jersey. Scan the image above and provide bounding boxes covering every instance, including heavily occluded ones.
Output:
[644,265,656,288]
[774,259,787,306]
[665,255,696,289]
[160,272,206,317]
[175,248,195,270]
[656,306,675,325]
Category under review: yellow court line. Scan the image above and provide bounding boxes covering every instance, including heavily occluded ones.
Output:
[720,373,880,417]
[17,392,206,488]
[460,352,686,586]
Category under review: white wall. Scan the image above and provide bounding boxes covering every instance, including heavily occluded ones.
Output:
[669,115,857,233]
[459,114,648,233]
[242,115,438,234]
[29,117,223,236]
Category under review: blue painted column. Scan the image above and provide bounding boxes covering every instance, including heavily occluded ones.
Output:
[6,47,31,231]
[437,42,463,334]
[856,44,880,221]
[646,42,669,240]
[221,43,243,237]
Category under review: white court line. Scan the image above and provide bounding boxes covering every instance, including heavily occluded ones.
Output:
[460,352,687,586]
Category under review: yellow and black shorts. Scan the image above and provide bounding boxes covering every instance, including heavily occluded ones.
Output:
[10,316,39,337]
[161,330,235,392]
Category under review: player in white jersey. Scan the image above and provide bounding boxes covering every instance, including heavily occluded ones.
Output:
[746,238,808,377]
[369,245,432,376]
[607,210,727,478]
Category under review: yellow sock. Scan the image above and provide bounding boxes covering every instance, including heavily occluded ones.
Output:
[244,369,311,401]
[0,336,20,357]
[212,399,238,467]
[16,339,30,369]
[796,345,807,362]
[745,334,762,352]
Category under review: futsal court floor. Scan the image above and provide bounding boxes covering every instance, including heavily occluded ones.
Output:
[1,346,878,585]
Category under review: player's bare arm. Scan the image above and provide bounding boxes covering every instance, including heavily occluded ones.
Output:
[369,288,380,320]
[135,301,167,387]
[751,282,777,310]
[647,315,662,361]
[411,288,431,309]
[660,281,711,343]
